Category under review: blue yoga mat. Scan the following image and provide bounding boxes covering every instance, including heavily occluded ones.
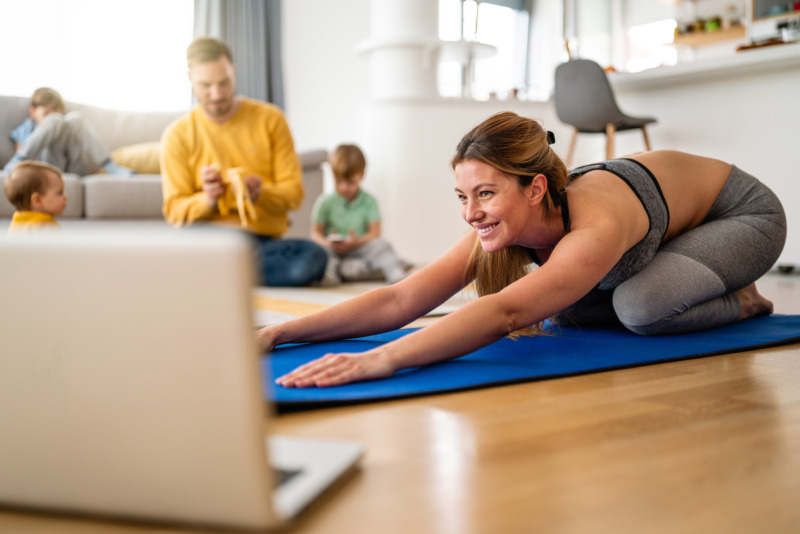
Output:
[263,314,800,411]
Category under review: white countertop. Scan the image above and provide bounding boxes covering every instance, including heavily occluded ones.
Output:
[609,41,800,89]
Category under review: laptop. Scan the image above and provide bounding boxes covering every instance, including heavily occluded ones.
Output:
[0,228,363,530]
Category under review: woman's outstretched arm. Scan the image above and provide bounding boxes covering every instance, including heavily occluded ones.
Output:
[256,231,477,352]
[276,220,629,388]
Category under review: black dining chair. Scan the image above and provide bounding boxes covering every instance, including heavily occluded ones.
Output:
[554,59,656,167]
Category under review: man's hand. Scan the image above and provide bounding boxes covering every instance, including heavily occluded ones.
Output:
[201,165,225,207]
[244,174,262,202]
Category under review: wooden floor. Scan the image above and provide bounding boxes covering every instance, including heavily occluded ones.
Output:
[272,272,800,534]
[1,272,799,533]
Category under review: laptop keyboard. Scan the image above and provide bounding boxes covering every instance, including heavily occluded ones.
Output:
[273,467,303,487]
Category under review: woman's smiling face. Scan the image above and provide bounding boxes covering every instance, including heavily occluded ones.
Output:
[454,159,535,253]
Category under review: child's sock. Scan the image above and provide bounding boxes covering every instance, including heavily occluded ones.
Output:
[102,159,136,176]
[2,153,25,173]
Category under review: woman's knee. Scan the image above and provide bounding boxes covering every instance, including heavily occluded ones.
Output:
[619,319,668,336]
[612,283,678,335]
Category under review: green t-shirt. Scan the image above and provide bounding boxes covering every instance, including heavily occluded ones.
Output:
[311,188,381,237]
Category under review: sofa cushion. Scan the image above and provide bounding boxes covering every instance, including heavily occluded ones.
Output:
[82,175,163,219]
[68,103,183,153]
[61,174,84,218]
[283,149,328,239]
[0,172,83,219]
[0,96,31,169]
[299,149,328,169]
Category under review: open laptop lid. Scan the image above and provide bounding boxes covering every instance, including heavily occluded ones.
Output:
[0,229,281,529]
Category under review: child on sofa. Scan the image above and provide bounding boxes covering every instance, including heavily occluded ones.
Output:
[310,144,410,286]
[3,87,133,176]
[4,160,67,233]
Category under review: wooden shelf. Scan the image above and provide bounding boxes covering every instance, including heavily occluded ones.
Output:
[673,25,746,46]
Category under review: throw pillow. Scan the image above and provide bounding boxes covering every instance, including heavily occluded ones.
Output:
[110,142,161,174]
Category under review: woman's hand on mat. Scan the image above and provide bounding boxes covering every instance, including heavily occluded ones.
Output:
[276,350,396,388]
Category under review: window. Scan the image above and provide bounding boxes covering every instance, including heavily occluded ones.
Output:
[438,0,531,100]
[0,0,194,111]
[626,19,678,72]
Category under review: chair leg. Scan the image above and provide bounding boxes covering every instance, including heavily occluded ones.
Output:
[640,125,652,151]
[566,128,578,169]
[605,123,616,160]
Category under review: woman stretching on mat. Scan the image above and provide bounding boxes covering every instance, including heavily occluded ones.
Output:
[257,111,786,388]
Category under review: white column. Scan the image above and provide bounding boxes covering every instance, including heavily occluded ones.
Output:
[357,0,441,100]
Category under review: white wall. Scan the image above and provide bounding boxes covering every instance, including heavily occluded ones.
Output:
[282,0,371,153]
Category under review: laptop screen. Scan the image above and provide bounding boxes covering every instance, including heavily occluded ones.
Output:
[0,229,278,529]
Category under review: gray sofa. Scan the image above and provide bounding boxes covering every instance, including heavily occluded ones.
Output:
[0,94,325,237]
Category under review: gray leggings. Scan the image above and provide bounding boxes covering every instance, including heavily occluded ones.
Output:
[559,166,787,335]
[15,112,110,175]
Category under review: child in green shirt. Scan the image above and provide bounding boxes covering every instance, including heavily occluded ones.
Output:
[311,144,410,286]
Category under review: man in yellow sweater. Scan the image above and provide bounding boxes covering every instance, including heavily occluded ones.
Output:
[161,37,327,286]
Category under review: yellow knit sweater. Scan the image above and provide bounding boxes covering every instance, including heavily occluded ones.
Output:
[160,99,304,237]
[7,211,60,234]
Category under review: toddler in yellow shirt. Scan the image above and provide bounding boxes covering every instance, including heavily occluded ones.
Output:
[4,161,68,234]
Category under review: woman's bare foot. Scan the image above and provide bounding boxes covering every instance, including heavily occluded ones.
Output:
[736,283,774,320]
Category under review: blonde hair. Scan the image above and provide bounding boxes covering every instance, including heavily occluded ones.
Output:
[4,161,62,211]
[30,87,65,113]
[186,37,233,68]
[329,144,366,181]
[452,111,568,336]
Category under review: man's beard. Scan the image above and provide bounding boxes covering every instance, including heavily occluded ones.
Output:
[205,98,232,118]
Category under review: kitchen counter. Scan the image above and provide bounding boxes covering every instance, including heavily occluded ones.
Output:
[609,40,800,89]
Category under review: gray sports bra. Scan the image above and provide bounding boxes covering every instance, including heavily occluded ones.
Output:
[529,158,670,290]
